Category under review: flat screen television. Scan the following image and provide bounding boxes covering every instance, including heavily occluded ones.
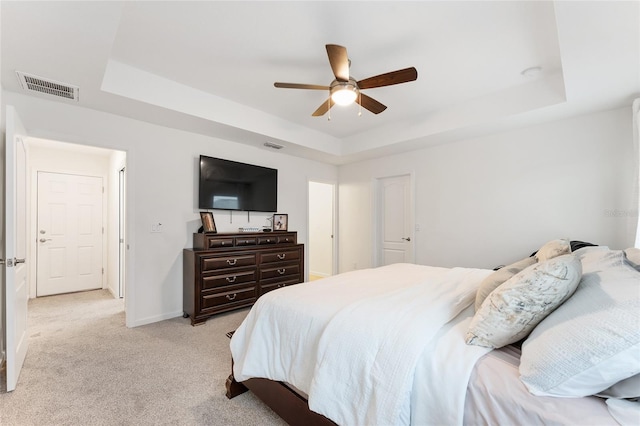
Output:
[198,155,278,212]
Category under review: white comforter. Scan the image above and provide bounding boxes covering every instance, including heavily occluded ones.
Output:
[230,263,492,426]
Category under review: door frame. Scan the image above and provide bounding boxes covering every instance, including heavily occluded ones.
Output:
[307,179,338,279]
[372,172,416,267]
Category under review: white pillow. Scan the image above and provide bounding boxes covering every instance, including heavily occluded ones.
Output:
[605,399,640,426]
[535,239,571,262]
[466,254,582,349]
[474,256,537,311]
[520,248,640,397]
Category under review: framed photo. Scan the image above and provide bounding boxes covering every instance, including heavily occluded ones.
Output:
[272,214,288,232]
[200,212,217,233]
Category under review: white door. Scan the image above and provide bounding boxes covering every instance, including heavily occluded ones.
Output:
[4,106,29,392]
[308,181,336,279]
[377,175,414,266]
[37,172,103,296]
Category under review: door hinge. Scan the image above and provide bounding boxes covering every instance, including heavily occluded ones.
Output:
[102,226,104,234]
[102,268,104,275]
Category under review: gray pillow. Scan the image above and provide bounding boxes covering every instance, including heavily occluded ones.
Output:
[598,373,640,399]
[474,256,537,311]
[466,254,582,349]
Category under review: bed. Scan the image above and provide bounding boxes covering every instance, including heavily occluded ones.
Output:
[226,241,640,425]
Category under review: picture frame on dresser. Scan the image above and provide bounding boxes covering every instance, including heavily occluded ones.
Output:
[273,214,288,231]
[200,211,217,233]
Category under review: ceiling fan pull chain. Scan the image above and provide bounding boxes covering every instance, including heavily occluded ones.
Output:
[358,91,362,117]
[328,98,331,121]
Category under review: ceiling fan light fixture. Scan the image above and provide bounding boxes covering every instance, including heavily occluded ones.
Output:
[331,83,358,106]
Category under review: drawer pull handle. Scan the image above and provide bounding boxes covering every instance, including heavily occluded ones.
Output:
[277,268,286,275]
[277,253,286,260]
[221,242,226,246]
[277,284,286,288]
[267,239,271,243]
[227,259,237,266]
[226,276,237,283]
[226,293,237,301]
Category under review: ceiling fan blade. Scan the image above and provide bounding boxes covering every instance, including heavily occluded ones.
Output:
[357,67,418,90]
[274,82,330,90]
[312,98,335,116]
[326,44,350,82]
[356,93,387,114]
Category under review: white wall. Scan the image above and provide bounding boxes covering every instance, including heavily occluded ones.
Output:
[338,107,636,271]
[2,91,338,327]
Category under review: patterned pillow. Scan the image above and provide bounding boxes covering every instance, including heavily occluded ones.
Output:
[466,254,582,349]
[535,239,571,262]
[474,256,537,311]
[625,247,640,271]
[520,248,640,397]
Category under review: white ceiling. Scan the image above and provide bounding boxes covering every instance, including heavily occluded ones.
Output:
[2,1,638,164]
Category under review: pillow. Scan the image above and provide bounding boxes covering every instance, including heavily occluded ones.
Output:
[474,256,537,311]
[598,373,640,399]
[605,399,640,426]
[535,239,571,262]
[519,248,640,397]
[466,254,582,349]
[625,247,640,271]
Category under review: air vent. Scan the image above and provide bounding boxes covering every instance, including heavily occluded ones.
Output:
[16,71,79,101]
[264,141,284,150]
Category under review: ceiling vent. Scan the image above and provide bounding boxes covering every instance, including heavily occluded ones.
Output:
[264,141,284,150]
[16,71,79,101]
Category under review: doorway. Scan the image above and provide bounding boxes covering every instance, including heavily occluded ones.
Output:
[308,181,336,280]
[375,174,415,266]
[27,139,127,301]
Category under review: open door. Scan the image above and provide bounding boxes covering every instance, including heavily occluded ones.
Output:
[3,105,29,392]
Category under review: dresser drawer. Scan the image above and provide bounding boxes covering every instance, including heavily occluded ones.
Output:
[260,249,301,264]
[260,263,300,280]
[200,285,256,311]
[260,277,300,295]
[203,237,235,249]
[201,253,256,271]
[201,269,256,291]
[257,236,278,245]
[235,237,257,246]
[277,234,296,244]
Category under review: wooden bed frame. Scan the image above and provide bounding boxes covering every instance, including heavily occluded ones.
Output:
[226,368,335,425]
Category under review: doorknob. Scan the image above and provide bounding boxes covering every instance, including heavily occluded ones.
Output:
[402,237,411,242]
[39,238,52,243]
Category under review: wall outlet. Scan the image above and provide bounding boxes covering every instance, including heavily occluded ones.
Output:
[151,222,163,233]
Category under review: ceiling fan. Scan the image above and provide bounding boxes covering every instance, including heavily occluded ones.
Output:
[274,44,418,117]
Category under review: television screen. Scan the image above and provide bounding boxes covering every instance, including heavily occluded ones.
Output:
[198,156,278,212]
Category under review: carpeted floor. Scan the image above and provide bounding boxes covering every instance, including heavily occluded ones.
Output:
[0,289,286,426]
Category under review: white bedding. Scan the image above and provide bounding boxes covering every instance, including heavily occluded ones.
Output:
[231,263,492,425]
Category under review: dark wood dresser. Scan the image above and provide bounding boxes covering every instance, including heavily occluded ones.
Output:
[183,231,304,325]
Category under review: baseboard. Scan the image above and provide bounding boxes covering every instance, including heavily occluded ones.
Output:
[310,271,330,278]
[129,310,184,328]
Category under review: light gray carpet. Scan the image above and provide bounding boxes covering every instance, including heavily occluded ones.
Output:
[0,290,286,426]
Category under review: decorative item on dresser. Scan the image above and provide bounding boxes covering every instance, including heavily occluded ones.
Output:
[183,231,303,326]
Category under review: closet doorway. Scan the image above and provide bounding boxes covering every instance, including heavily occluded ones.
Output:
[308,181,337,281]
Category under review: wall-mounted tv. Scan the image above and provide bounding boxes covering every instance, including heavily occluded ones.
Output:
[198,155,278,212]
